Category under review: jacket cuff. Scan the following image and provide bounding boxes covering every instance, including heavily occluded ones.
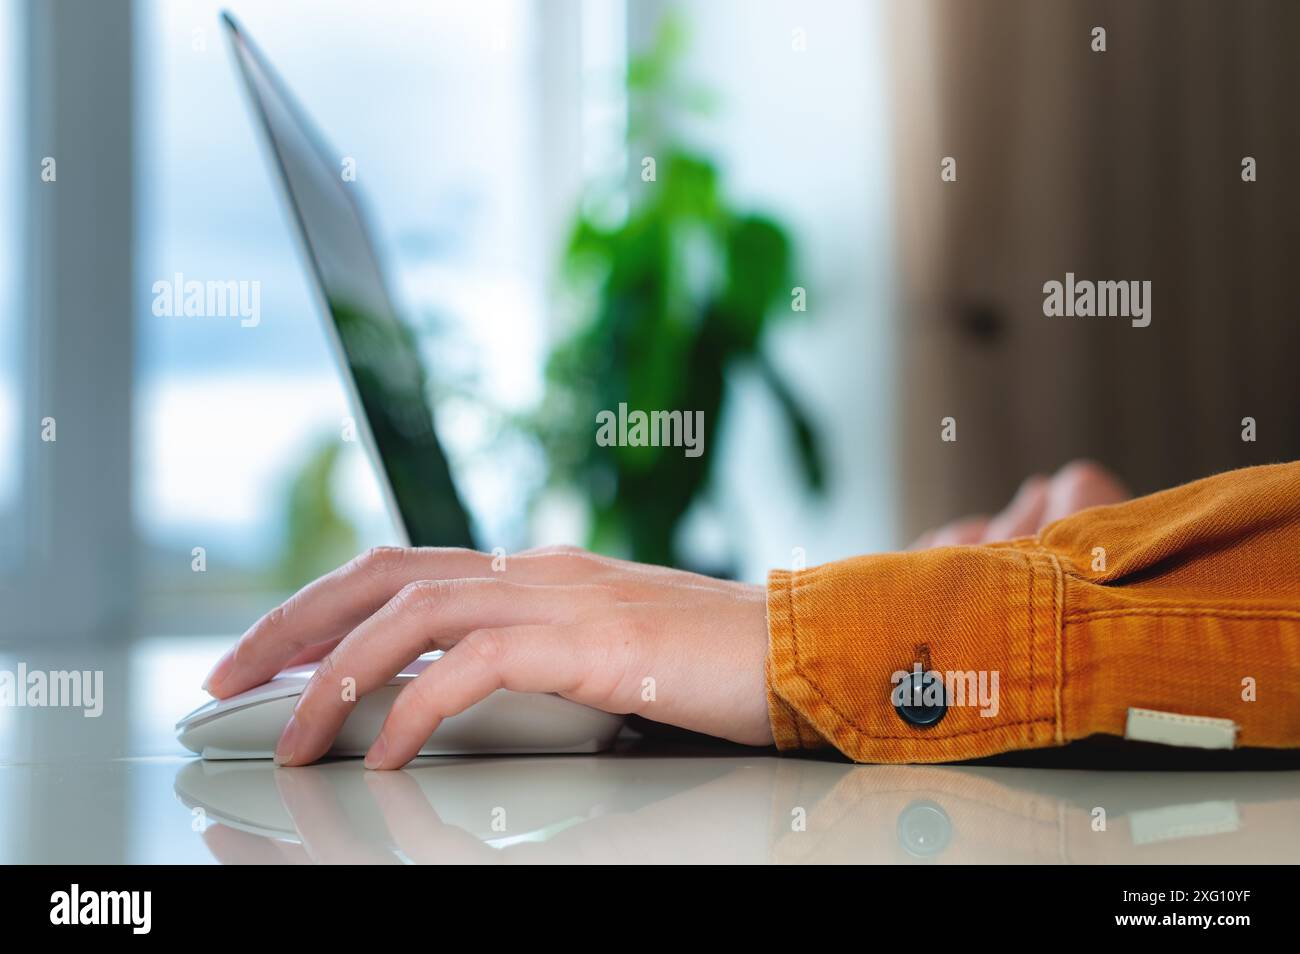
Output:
[766,569,829,750]
[765,547,1063,763]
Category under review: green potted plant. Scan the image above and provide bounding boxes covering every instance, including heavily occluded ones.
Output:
[531,15,824,570]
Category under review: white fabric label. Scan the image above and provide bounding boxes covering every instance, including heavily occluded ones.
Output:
[1124,707,1237,749]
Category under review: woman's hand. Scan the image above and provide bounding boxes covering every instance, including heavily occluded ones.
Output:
[909,460,1129,549]
[203,545,773,769]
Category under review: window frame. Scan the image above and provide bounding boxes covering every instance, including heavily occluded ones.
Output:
[0,0,136,642]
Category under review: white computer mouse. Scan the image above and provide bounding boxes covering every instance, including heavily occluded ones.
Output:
[176,653,625,760]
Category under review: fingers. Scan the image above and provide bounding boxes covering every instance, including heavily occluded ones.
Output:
[205,546,488,698]
[275,582,603,767]
[364,624,599,770]
[206,545,615,699]
[911,461,1130,549]
[280,642,336,670]
[982,474,1049,541]
[1041,459,1130,524]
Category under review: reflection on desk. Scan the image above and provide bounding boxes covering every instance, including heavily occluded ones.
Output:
[1,636,1297,864]
[174,755,1300,865]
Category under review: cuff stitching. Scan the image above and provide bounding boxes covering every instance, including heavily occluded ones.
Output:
[789,576,1053,743]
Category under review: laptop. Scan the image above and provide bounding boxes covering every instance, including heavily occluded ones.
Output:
[221,11,475,551]
[183,14,628,758]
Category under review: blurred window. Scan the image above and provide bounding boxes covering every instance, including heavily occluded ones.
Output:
[134,0,575,627]
[0,0,20,572]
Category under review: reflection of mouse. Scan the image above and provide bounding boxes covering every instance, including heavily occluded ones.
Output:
[176,654,625,759]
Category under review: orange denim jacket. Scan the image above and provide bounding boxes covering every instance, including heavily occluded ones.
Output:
[766,462,1300,762]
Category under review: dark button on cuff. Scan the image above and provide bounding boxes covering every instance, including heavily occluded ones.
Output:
[893,668,947,727]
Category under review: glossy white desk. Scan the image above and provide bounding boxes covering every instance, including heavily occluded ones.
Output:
[2,637,1297,864]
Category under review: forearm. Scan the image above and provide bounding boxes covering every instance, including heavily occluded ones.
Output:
[766,462,1300,762]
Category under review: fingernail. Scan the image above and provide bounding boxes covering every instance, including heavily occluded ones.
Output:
[203,651,236,695]
[364,733,388,770]
[275,715,299,765]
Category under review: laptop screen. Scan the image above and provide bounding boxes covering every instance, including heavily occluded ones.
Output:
[223,14,475,549]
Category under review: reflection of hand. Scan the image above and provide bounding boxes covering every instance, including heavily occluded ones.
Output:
[203,546,772,768]
[197,767,488,865]
[202,822,313,865]
[197,760,780,865]
[910,460,1129,549]
[196,758,1300,865]
[360,771,500,864]
[271,768,401,864]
